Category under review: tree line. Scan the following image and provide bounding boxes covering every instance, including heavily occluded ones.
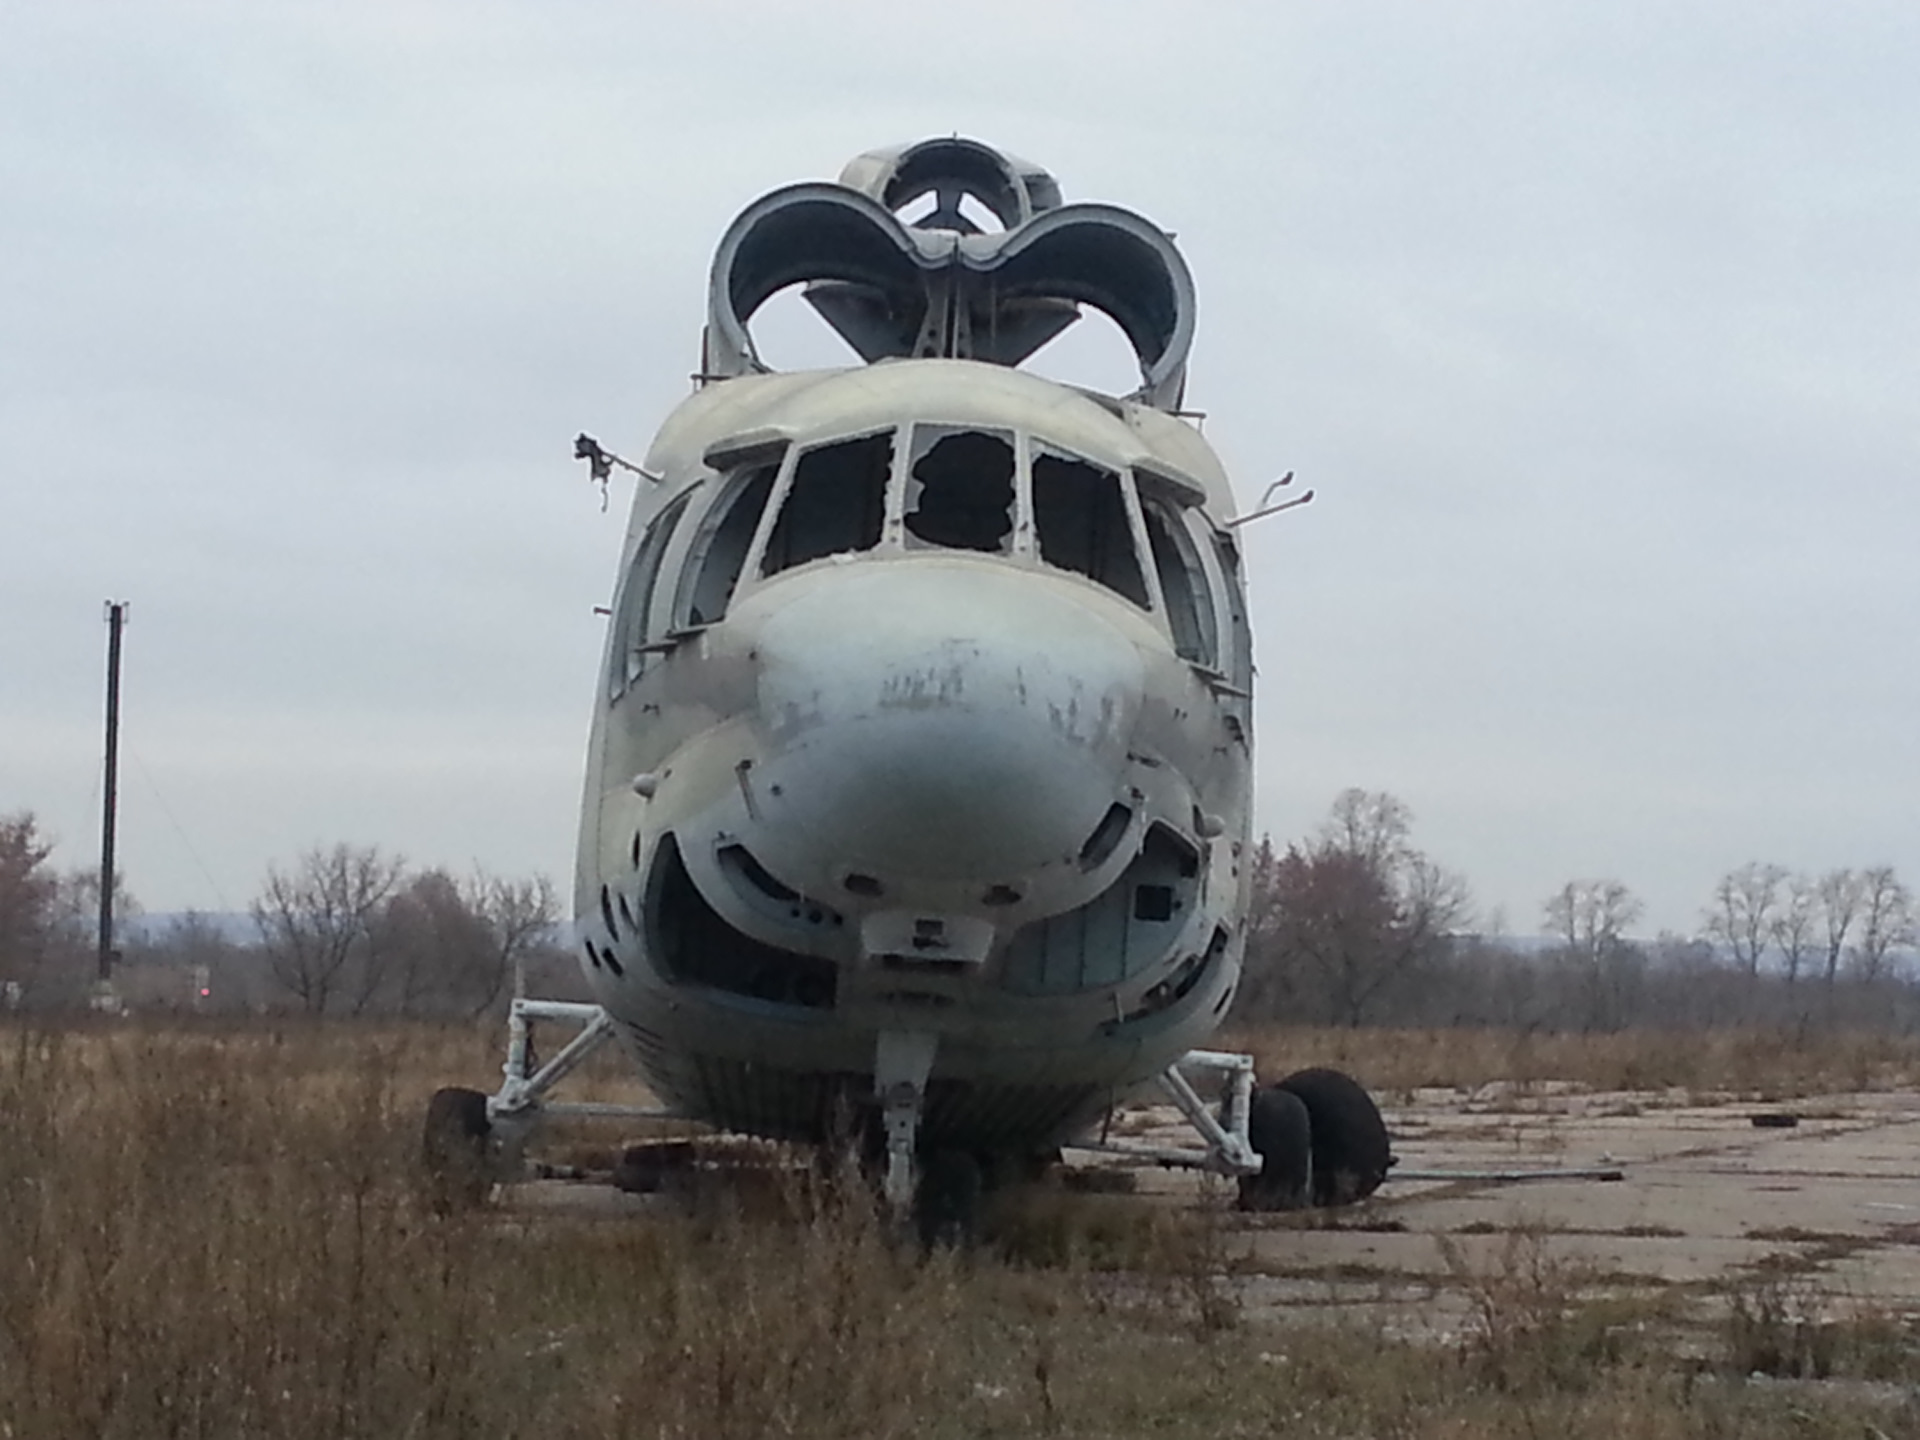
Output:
[5,798,1916,1030]
[0,812,577,1015]
[1231,788,1920,1034]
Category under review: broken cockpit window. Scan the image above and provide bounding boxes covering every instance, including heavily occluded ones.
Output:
[902,426,1015,553]
[761,431,891,575]
[608,490,693,698]
[1139,492,1218,668]
[1031,445,1150,607]
[1213,531,1253,691]
[1211,529,1254,743]
[674,462,778,627]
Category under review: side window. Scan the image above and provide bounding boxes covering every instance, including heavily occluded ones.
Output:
[903,426,1015,553]
[1031,445,1150,607]
[762,432,891,575]
[1140,492,1218,668]
[609,492,693,698]
[674,463,778,628]
[1213,531,1253,693]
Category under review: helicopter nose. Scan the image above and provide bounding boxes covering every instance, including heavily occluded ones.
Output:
[750,562,1144,881]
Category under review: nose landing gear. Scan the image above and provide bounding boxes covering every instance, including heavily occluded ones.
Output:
[874,1029,940,1214]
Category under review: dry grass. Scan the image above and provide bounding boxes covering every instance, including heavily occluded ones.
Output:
[1723,1269,1920,1383]
[3,1017,1917,1439]
[1230,1023,1920,1099]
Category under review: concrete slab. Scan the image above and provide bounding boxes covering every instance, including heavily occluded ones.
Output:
[498,1079,1920,1337]
[1108,1084,1920,1326]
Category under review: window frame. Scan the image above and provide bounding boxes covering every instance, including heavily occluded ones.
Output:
[1134,476,1220,670]
[1210,528,1253,696]
[1026,436,1153,609]
[607,488,696,701]
[669,451,786,634]
[898,422,1020,556]
[758,426,898,579]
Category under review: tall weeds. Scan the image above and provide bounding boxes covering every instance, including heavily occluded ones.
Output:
[3,1019,1913,1439]
[0,1023,961,1440]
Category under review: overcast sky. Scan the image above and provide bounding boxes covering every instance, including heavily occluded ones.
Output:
[4,3,1915,938]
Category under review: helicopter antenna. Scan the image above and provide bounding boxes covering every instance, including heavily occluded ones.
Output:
[1226,471,1316,528]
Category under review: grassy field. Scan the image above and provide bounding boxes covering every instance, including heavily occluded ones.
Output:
[3,1019,1917,1439]
[1233,1023,1920,1099]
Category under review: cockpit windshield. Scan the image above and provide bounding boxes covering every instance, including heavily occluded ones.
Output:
[903,425,1015,553]
[737,424,1223,662]
[761,431,890,576]
[1030,444,1149,607]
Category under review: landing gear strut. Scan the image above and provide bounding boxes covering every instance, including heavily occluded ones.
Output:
[420,998,682,1200]
[1073,1054,1393,1214]
[873,1029,938,1214]
[428,1001,1394,1219]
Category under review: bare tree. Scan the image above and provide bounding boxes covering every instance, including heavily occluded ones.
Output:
[1817,868,1865,990]
[1770,873,1817,988]
[1234,838,1292,1017]
[0,813,59,1001]
[468,871,561,1016]
[1851,865,1915,984]
[368,869,489,1016]
[1241,790,1471,1027]
[1320,788,1415,874]
[253,844,406,1014]
[1543,879,1644,1031]
[369,868,560,1017]
[1545,879,1642,959]
[52,865,140,957]
[1704,861,1787,978]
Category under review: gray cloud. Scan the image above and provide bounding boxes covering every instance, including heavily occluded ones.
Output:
[4,2,1915,938]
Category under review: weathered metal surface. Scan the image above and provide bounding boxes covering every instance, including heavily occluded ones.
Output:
[703,138,1196,409]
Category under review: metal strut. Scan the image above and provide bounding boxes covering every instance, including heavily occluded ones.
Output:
[1072,1048,1263,1175]
[874,1030,938,1213]
[491,998,681,1123]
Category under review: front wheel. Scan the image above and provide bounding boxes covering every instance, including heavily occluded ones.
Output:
[422,1087,493,1211]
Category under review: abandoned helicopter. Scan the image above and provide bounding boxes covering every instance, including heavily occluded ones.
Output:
[426,138,1390,1224]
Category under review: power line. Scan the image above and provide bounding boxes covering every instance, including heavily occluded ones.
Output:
[125,740,234,915]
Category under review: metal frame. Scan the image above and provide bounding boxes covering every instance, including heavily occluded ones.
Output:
[479,1005,1631,1201]
[1070,1047,1263,1176]
[485,1000,1264,1182]
[489,998,681,1124]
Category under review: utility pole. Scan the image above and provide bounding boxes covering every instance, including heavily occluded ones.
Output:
[98,599,128,988]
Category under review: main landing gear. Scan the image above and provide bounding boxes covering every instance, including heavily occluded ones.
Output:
[1070,1051,1393,1212]
[1234,1068,1394,1212]
[421,1001,1395,1220]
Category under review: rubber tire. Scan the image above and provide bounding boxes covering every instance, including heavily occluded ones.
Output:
[1237,1085,1313,1212]
[423,1087,493,1211]
[613,1139,699,1194]
[915,1149,984,1249]
[1276,1067,1393,1206]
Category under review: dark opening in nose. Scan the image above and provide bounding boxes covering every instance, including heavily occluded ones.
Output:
[1077,803,1133,870]
[904,428,1014,551]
